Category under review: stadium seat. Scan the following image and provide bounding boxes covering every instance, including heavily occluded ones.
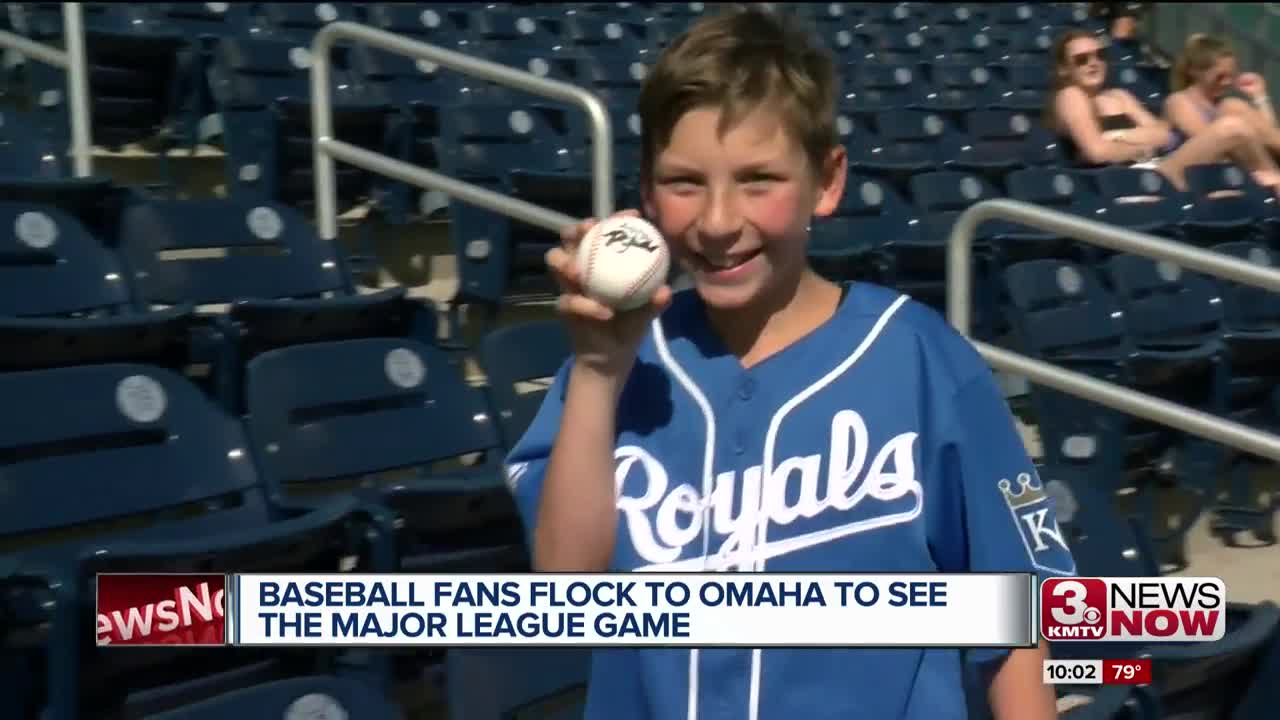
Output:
[1091,167,1190,241]
[142,675,405,720]
[851,109,955,191]
[1182,164,1276,247]
[1205,242,1280,545]
[809,174,914,284]
[1102,254,1233,556]
[478,319,572,450]
[841,62,921,125]
[114,196,434,408]
[0,361,383,719]
[362,3,473,48]
[249,2,358,42]
[914,62,1005,121]
[0,109,68,179]
[445,648,589,720]
[992,63,1049,114]
[19,3,188,152]
[894,170,1002,316]
[0,201,131,318]
[206,35,390,211]
[440,103,591,332]
[243,336,525,573]
[990,167,1102,265]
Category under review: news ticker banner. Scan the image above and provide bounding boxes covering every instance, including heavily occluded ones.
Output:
[95,573,1227,648]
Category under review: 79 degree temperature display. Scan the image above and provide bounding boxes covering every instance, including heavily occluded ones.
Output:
[1043,659,1152,685]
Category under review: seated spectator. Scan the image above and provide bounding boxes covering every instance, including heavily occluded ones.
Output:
[1090,2,1148,41]
[1045,30,1280,193]
[1166,33,1280,162]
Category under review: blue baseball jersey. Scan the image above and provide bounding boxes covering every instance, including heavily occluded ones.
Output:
[505,283,1076,720]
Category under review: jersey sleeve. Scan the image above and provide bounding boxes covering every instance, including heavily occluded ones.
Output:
[926,367,1077,665]
[502,360,572,547]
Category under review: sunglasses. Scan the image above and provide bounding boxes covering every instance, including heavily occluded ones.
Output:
[1072,49,1106,67]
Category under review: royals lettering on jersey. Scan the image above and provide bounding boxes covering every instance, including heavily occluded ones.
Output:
[505,286,1076,720]
[612,407,922,572]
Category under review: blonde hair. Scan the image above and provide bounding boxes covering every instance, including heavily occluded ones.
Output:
[1042,29,1100,134]
[1172,34,1234,92]
[637,7,839,184]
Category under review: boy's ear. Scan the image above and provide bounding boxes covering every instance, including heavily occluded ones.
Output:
[811,145,848,218]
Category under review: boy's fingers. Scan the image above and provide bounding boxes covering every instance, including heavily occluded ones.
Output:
[557,293,614,323]
[560,217,597,248]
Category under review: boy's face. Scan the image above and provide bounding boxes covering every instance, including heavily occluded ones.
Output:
[643,105,846,311]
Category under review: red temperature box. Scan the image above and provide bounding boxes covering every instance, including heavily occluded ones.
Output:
[1102,659,1152,685]
[96,573,227,646]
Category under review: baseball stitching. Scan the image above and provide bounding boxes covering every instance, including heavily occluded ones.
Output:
[621,243,666,308]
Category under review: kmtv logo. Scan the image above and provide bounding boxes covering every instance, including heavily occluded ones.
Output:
[1041,577,1226,642]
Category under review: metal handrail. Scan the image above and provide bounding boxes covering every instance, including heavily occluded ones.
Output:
[947,198,1280,463]
[0,3,93,177]
[309,21,614,241]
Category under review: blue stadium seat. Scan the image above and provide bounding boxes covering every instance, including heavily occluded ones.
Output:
[562,16,652,58]
[206,35,390,211]
[914,63,1005,121]
[1205,242,1280,545]
[243,336,525,572]
[478,319,571,450]
[115,196,433,406]
[893,170,1001,316]
[809,174,915,284]
[841,62,921,124]
[0,201,131,318]
[864,26,930,65]
[992,63,1049,114]
[19,3,188,152]
[151,2,247,41]
[249,3,358,42]
[997,28,1055,66]
[0,108,69,179]
[947,108,1061,187]
[990,167,1102,265]
[851,109,955,190]
[1182,163,1275,247]
[445,648,589,720]
[0,361,383,719]
[362,3,473,49]
[468,11,566,55]
[143,675,404,720]
[1092,167,1190,241]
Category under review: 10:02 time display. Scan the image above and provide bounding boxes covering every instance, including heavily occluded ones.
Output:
[1042,659,1102,684]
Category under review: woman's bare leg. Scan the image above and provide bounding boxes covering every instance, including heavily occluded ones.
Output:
[1158,114,1280,192]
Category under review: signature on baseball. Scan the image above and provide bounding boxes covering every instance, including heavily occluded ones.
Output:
[604,227,660,254]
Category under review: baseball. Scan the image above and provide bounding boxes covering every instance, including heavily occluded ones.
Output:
[575,215,671,311]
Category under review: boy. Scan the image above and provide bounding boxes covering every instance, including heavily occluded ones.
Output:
[507,7,1071,720]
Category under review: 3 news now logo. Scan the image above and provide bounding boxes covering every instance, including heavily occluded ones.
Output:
[96,573,227,646]
[1041,577,1226,642]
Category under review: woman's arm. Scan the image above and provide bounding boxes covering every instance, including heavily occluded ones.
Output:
[1166,90,1215,138]
[1114,90,1174,149]
[1056,86,1151,164]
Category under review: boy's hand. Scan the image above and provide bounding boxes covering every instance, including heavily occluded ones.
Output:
[547,210,673,379]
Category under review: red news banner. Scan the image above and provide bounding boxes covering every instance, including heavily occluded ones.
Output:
[96,574,228,646]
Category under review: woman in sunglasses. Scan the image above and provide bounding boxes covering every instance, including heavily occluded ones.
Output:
[1044,29,1280,193]
[1166,34,1280,163]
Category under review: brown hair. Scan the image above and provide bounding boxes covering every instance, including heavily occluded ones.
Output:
[1043,29,1101,134]
[637,7,839,184]
[1171,33,1234,92]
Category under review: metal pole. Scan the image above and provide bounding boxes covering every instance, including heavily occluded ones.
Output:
[310,21,614,240]
[947,199,1280,336]
[946,198,1280,463]
[319,138,577,232]
[62,2,93,177]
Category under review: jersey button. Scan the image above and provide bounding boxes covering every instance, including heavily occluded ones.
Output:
[738,377,756,400]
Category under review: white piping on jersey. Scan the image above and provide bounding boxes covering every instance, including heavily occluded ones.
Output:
[748,292,911,720]
[648,293,911,720]
[651,315,718,720]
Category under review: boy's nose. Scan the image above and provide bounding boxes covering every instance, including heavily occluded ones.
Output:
[697,193,744,241]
